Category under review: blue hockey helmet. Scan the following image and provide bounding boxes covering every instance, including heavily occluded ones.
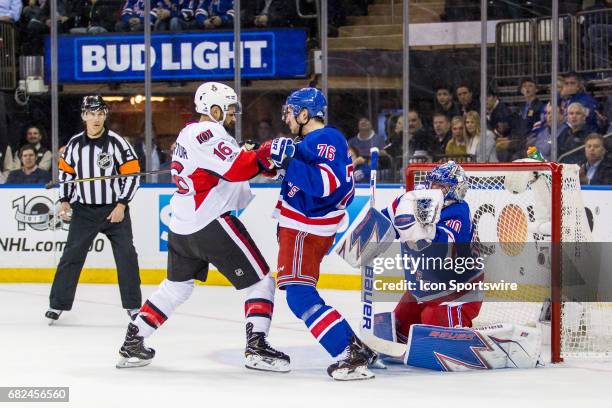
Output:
[424,161,468,202]
[282,87,327,122]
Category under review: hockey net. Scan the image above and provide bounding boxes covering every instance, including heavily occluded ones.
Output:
[406,162,612,362]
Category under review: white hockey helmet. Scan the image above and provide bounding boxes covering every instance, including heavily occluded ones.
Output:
[194,82,241,123]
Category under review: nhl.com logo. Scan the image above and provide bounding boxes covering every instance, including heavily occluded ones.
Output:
[12,195,69,231]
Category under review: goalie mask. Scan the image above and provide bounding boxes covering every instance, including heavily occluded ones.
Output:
[424,161,468,202]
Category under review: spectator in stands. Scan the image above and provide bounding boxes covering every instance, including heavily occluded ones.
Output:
[152,1,172,31]
[560,72,598,131]
[0,0,22,23]
[525,102,566,161]
[169,0,196,31]
[558,102,592,164]
[134,126,166,183]
[21,0,74,54]
[456,84,479,117]
[433,85,460,119]
[579,133,612,185]
[486,87,517,161]
[349,145,370,183]
[16,125,52,172]
[116,0,145,32]
[5,144,51,184]
[486,87,513,135]
[195,0,234,29]
[254,119,275,143]
[348,117,385,159]
[518,78,545,137]
[1,143,18,177]
[464,111,497,162]
[429,113,452,157]
[407,110,432,157]
[69,0,116,34]
[445,116,467,157]
[384,114,405,160]
[243,0,296,28]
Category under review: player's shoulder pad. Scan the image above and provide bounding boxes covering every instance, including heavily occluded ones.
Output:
[181,121,232,144]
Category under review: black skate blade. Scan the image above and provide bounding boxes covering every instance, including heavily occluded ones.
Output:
[330,366,375,381]
[245,355,290,373]
[116,356,153,369]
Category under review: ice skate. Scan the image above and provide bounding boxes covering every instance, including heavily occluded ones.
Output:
[244,323,290,373]
[45,309,62,326]
[116,323,155,368]
[327,335,377,381]
[126,308,139,321]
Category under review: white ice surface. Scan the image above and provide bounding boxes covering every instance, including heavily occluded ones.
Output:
[1,284,611,408]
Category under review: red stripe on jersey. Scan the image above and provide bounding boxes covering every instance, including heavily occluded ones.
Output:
[222,215,269,274]
[310,309,342,339]
[279,204,345,226]
[317,164,338,193]
[391,195,402,216]
[189,168,220,211]
[244,299,274,318]
[140,300,167,328]
[223,151,259,182]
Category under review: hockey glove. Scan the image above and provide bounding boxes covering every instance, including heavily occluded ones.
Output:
[240,139,260,151]
[270,137,295,169]
[255,140,275,170]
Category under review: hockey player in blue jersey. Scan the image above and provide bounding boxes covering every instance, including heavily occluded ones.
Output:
[256,88,378,381]
[381,161,484,343]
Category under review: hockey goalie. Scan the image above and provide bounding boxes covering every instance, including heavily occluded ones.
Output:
[350,161,542,371]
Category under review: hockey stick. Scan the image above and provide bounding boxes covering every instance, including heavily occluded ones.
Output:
[359,147,407,358]
[45,169,172,189]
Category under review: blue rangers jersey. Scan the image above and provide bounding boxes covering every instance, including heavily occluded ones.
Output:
[384,193,484,304]
[274,126,355,236]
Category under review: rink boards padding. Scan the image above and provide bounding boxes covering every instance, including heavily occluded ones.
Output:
[0,185,611,288]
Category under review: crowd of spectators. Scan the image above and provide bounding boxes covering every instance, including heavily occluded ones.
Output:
[0,0,365,55]
[346,71,612,184]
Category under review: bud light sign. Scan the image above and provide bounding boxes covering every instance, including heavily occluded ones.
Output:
[45,29,307,83]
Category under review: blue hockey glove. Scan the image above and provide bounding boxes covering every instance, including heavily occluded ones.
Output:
[270,137,295,169]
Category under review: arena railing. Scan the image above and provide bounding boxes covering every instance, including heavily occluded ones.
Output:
[495,19,535,85]
[0,21,17,91]
[534,15,575,78]
[575,8,612,74]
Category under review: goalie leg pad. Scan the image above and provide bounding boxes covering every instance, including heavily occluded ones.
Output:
[285,284,354,357]
[405,324,542,371]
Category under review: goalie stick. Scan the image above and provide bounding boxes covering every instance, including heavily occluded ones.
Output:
[359,147,407,358]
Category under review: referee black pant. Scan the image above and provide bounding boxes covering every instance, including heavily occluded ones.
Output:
[49,202,142,311]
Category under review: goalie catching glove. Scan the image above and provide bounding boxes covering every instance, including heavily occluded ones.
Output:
[391,188,444,251]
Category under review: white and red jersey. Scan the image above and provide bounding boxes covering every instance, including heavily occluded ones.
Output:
[169,121,260,235]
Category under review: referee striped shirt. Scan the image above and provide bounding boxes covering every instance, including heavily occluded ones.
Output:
[58,129,140,205]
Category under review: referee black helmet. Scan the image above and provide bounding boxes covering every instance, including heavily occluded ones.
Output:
[81,95,108,115]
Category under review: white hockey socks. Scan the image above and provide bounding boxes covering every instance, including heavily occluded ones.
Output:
[244,274,276,335]
[135,279,195,338]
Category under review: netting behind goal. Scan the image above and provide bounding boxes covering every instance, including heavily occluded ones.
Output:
[406,162,612,362]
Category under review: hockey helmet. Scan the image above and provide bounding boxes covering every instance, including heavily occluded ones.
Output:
[194,82,241,123]
[425,161,468,202]
[282,87,327,122]
[81,95,108,115]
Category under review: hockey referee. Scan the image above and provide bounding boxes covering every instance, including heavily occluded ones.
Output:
[45,95,142,323]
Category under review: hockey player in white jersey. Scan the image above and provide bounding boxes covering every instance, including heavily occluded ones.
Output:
[116,82,289,372]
